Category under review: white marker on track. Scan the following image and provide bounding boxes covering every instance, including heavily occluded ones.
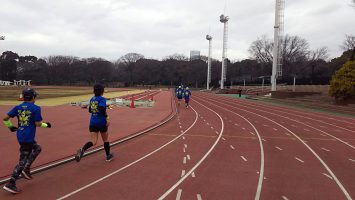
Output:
[176,189,182,200]
[295,157,304,163]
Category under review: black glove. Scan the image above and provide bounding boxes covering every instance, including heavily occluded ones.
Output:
[45,122,52,128]
[9,126,18,132]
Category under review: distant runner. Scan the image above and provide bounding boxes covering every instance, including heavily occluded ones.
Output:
[184,87,192,108]
[2,88,52,194]
[176,85,184,106]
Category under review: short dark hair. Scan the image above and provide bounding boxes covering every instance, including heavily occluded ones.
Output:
[22,88,38,101]
[93,84,104,96]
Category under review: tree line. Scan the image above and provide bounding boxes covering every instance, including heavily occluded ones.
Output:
[0,34,354,88]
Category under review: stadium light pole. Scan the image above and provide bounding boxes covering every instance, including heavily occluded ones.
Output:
[220,14,229,90]
[206,35,213,90]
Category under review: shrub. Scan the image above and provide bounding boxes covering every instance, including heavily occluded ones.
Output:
[329,61,355,100]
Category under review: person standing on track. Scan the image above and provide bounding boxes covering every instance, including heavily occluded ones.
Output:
[2,88,52,194]
[184,87,192,108]
[75,84,113,162]
[176,85,184,106]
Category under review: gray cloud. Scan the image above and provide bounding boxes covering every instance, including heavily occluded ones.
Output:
[0,0,354,61]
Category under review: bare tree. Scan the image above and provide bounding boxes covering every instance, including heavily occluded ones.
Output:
[118,53,144,85]
[308,47,328,83]
[341,34,355,60]
[248,35,273,66]
[249,34,309,68]
[163,53,189,61]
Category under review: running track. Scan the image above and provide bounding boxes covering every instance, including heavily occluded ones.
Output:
[1,91,354,200]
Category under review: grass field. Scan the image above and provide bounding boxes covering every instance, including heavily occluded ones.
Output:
[0,86,142,106]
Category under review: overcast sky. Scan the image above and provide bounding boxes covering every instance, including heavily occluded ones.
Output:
[0,0,354,61]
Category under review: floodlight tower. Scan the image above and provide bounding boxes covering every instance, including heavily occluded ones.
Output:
[220,14,229,89]
[271,0,285,91]
[206,34,213,90]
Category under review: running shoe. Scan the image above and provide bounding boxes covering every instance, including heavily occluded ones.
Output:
[106,153,114,162]
[75,148,84,162]
[21,169,32,180]
[3,183,21,194]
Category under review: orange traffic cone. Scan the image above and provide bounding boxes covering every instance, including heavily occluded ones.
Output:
[18,94,23,101]
[131,95,135,108]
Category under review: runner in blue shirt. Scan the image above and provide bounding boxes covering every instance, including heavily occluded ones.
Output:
[2,88,51,194]
[176,86,184,106]
[75,84,113,162]
[184,87,192,108]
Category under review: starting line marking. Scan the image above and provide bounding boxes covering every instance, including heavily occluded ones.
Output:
[230,145,235,150]
[295,157,304,163]
[273,128,278,131]
[187,155,191,160]
[181,170,186,177]
[282,196,289,200]
[184,144,188,148]
[250,132,255,135]
[176,189,182,200]
[222,137,226,141]
[191,172,196,177]
[183,148,186,153]
[349,159,355,163]
[197,194,202,200]
[183,157,186,164]
[275,146,283,151]
[321,148,330,152]
[323,173,333,180]
[215,131,219,135]
[241,156,248,162]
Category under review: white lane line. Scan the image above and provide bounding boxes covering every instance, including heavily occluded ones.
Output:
[282,195,289,200]
[191,172,196,178]
[56,105,199,200]
[183,157,187,164]
[183,148,186,153]
[323,173,333,180]
[215,131,219,135]
[184,144,188,149]
[321,148,330,152]
[275,146,283,151]
[158,99,225,200]
[194,97,265,200]
[230,145,235,150]
[295,157,305,163]
[222,137,226,141]
[187,155,191,160]
[181,170,186,177]
[204,95,353,200]
[250,132,255,135]
[273,128,278,131]
[176,189,182,200]
[197,194,202,200]
[349,159,355,163]
[241,156,248,162]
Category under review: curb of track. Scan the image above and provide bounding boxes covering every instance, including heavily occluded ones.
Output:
[0,91,177,185]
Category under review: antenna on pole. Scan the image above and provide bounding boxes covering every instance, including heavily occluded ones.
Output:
[206,35,213,90]
[271,0,285,91]
[219,14,229,90]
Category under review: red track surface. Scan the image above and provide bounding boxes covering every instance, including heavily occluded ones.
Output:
[1,91,354,200]
[0,90,170,178]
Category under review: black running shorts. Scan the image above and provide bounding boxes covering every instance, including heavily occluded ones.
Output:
[89,125,108,133]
